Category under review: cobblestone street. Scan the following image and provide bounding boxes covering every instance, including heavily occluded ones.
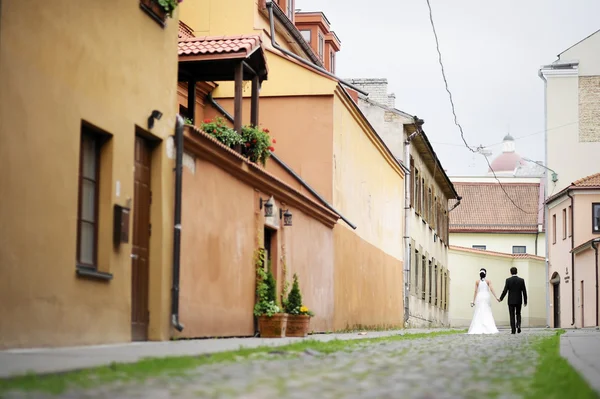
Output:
[4,330,560,399]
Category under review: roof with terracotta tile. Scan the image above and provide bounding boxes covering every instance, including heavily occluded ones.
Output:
[573,172,600,187]
[178,21,194,39]
[450,246,545,261]
[178,35,263,59]
[450,182,542,232]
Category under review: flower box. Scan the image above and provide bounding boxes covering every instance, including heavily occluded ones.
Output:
[140,0,167,27]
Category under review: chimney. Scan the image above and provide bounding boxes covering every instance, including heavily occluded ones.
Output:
[345,78,389,105]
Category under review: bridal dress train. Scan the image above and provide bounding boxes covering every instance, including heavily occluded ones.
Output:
[467,280,499,334]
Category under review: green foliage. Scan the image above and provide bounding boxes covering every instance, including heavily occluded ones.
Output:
[285,274,314,316]
[241,125,275,166]
[253,249,281,317]
[200,117,243,149]
[156,0,181,17]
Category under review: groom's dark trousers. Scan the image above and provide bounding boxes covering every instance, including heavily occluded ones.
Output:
[499,275,528,333]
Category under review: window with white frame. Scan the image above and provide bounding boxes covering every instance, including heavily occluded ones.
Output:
[512,246,526,254]
[593,203,600,233]
[300,29,311,44]
[318,31,324,59]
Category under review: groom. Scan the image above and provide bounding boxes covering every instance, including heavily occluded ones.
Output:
[498,267,528,334]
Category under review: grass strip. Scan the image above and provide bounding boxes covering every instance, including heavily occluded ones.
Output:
[0,329,462,395]
[524,330,599,399]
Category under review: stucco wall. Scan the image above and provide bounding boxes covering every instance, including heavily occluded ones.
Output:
[574,249,599,328]
[0,1,178,348]
[333,225,404,330]
[450,232,546,256]
[448,250,546,328]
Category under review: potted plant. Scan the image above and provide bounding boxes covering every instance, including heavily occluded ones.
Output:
[284,274,314,337]
[253,250,287,338]
[140,0,182,26]
[200,117,244,148]
[240,125,275,166]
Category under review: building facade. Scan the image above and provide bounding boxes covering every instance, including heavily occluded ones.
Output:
[0,0,180,348]
[546,173,600,329]
[177,0,406,332]
[347,78,458,327]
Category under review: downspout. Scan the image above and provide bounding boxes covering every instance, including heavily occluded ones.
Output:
[448,197,462,213]
[206,94,356,230]
[535,231,539,256]
[171,115,185,332]
[592,239,599,328]
[567,190,575,326]
[265,1,369,97]
[403,130,418,324]
[539,68,551,327]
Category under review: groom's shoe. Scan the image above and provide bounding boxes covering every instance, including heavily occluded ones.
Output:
[517,327,521,334]
[511,330,516,334]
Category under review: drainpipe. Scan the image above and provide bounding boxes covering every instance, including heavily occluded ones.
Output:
[592,239,599,328]
[171,115,185,332]
[403,130,418,325]
[539,68,551,327]
[265,1,368,97]
[206,94,356,230]
[567,190,575,327]
[448,197,462,213]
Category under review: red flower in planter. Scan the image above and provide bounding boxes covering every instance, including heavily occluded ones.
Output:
[252,139,257,144]
[263,128,270,133]
[268,146,275,152]
[272,138,277,144]
[203,119,212,124]
[246,143,251,147]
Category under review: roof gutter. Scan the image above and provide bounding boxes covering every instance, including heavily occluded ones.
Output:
[206,94,357,230]
[265,1,369,97]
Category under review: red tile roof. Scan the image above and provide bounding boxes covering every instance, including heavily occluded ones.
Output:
[573,172,600,187]
[450,246,545,261]
[449,182,543,232]
[178,35,263,59]
[178,21,195,39]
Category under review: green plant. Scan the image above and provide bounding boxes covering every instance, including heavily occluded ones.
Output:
[280,260,290,309]
[253,249,281,317]
[241,125,275,166]
[156,0,182,17]
[285,274,314,316]
[200,117,243,149]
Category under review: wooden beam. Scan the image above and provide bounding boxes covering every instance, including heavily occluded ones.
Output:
[187,80,196,124]
[233,62,243,153]
[250,75,260,127]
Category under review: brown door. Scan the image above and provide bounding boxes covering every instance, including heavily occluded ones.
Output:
[581,281,584,328]
[553,282,560,328]
[131,136,152,341]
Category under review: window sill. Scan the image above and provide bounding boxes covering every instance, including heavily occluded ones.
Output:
[76,265,113,281]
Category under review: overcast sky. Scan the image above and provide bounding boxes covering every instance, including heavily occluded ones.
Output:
[297,0,600,176]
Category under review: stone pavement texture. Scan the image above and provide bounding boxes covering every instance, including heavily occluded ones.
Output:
[2,329,560,399]
[0,329,455,378]
[560,328,600,395]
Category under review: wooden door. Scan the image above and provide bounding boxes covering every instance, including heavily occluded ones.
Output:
[581,281,584,328]
[553,283,560,328]
[131,136,152,341]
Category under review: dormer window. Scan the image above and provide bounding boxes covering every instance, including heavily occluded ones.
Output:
[330,50,335,73]
[300,29,311,44]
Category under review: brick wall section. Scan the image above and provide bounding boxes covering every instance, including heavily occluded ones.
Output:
[347,78,396,108]
[579,76,600,142]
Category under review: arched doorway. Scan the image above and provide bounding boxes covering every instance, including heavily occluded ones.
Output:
[550,272,561,328]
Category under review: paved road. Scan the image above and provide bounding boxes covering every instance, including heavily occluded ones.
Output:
[4,330,557,399]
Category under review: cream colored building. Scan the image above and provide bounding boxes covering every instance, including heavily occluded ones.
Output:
[546,173,600,329]
[448,247,546,328]
[348,79,459,327]
[539,29,600,195]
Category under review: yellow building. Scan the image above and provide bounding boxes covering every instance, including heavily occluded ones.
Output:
[179,0,406,330]
[0,0,180,348]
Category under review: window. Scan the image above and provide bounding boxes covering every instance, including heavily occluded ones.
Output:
[414,249,419,295]
[300,29,311,44]
[594,203,600,233]
[76,125,107,269]
[421,255,426,300]
[563,208,567,239]
[434,265,438,306]
[329,50,336,73]
[552,214,557,244]
[472,245,486,250]
[513,246,527,254]
[428,260,433,304]
[286,0,294,21]
[318,31,324,59]
[568,205,572,237]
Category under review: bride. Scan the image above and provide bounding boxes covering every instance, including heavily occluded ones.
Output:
[467,268,499,334]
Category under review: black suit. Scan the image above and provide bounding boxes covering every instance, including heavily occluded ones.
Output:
[499,275,528,333]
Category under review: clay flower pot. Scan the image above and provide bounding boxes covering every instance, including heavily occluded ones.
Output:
[286,314,310,337]
[257,314,288,338]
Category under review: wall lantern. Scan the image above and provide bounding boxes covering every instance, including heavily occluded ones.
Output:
[259,197,273,217]
[280,209,293,226]
[147,109,163,129]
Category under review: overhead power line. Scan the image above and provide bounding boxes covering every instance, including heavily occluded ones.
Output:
[424,0,538,215]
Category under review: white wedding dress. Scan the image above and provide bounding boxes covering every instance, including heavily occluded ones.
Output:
[467,279,499,334]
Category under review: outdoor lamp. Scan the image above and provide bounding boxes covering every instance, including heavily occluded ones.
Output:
[280,209,293,226]
[259,198,273,217]
[148,109,163,129]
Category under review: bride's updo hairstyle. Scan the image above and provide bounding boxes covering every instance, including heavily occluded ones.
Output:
[479,268,487,280]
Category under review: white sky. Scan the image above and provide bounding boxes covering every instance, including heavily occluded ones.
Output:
[296,0,600,176]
